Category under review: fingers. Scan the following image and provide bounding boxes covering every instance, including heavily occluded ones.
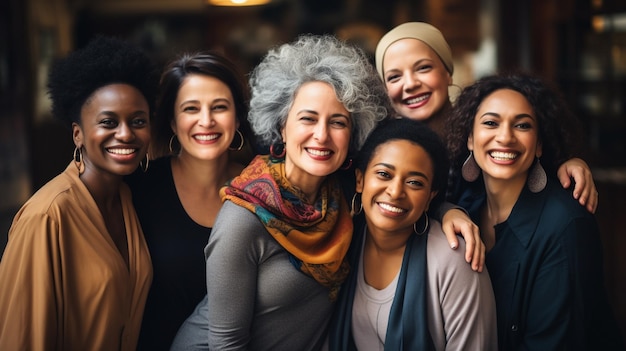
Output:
[442,221,460,250]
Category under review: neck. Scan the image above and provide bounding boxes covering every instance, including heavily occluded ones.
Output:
[173,152,234,191]
[79,166,123,210]
[426,101,452,139]
[482,174,526,225]
[365,221,412,255]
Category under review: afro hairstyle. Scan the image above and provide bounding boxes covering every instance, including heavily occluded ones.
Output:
[47,35,159,128]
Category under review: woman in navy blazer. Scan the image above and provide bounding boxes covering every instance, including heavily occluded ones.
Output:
[447,72,624,350]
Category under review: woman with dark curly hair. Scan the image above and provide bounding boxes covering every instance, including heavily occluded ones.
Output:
[125,51,257,349]
[446,72,624,350]
[0,36,158,350]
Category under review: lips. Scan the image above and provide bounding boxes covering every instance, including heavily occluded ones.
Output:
[377,201,406,214]
[194,134,220,141]
[404,93,430,106]
[489,151,518,161]
[106,148,137,155]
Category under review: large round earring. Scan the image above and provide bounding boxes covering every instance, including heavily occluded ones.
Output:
[527,158,547,193]
[350,192,363,216]
[73,147,84,175]
[269,143,286,159]
[229,129,245,151]
[413,213,429,235]
[461,151,480,182]
[140,153,150,172]
[340,158,353,170]
[168,134,180,155]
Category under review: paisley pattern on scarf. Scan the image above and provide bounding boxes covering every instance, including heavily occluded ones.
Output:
[220,155,352,300]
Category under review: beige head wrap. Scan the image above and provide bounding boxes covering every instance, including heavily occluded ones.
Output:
[375,22,454,79]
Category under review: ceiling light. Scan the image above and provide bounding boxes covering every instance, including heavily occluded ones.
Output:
[208,0,271,6]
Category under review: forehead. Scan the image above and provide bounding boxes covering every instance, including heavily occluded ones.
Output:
[383,38,441,68]
[370,139,433,172]
[477,88,534,115]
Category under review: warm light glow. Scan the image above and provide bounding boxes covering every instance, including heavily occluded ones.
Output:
[208,0,270,6]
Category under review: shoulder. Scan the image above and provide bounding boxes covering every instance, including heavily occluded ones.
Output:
[540,179,591,219]
[211,201,266,240]
[426,220,472,269]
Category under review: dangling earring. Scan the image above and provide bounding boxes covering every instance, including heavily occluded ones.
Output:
[169,135,180,155]
[527,158,547,193]
[340,158,353,170]
[462,151,480,182]
[73,147,84,175]
[229,129,245,151]
[350,193,362,216]
[269,142,286,159]
[140,153,150,172]
[413,213,429,235]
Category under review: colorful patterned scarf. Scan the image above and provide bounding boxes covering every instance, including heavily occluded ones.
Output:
[220,155,352,301]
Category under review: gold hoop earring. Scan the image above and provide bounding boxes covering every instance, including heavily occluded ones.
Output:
[229,129,245,151]
[350,193,362,216]
[168,135,179,155]
[140,153,150,172]
[73,147,85,175]
[413,213,429,235]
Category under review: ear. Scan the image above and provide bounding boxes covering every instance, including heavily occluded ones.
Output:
[355,168,364,193]
[170,120,177,135]
[536,140,542,158]
[72,122,83,148]
[467,132,474,151]
[280,126,286,144]
[446,72,453,86]
[425,190,438,212]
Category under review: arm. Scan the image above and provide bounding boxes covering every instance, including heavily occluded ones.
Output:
[0,213,59,350]
[434,202,485,272]
[426,227,497,351]
[205,202,261,350]
[557,158,598,213]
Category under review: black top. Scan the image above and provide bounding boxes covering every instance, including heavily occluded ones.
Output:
[126,157,211,350]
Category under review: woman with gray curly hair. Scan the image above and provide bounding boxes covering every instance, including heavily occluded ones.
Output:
[170,34,388,351]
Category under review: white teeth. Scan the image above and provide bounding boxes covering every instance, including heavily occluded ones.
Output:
[405,95,428,105]
[307,149,331,156]
[490,151,517,160]
[108,148,135,155]
[195,134,219,141]
[378,202,405,213]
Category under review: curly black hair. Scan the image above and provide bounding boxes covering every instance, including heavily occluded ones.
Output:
[47,35,159,128]
[446,71,583,179]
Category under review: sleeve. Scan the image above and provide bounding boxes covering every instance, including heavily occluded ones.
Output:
[431,201,468,222]
[205,202,265,351]
[427,230,498,351]
[0,212,62,351]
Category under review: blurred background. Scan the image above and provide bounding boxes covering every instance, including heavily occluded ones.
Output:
[1,0,625,341]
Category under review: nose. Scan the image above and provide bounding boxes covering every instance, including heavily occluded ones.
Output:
[495,125,516,144]
[313,122,329,143]
[198,108,214,128]
[116,122,135,142]
[385,177,404,199]
[404,72,421,91]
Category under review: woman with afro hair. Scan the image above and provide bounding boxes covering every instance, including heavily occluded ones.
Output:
[0,36,158,350]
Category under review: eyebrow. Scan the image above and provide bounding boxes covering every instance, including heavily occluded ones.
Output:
[480,112,534,120]
[373,162,430,179]
[297,109,350,119]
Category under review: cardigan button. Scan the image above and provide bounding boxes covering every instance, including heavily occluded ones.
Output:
[511,324,518,332]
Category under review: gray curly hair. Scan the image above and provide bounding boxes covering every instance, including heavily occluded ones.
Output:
[248,34,390,153]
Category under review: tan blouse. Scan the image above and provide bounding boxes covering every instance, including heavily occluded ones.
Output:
[0,163,152,350]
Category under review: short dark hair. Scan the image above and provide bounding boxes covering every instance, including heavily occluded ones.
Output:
[153,51,255,157]
[447,71,582,177]
[47,35,158,128]
[356,117,449,210]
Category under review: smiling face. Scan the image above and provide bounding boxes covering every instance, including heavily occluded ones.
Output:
[356,139,437,238]
[382,38,452,121]
[172,74,239,162]
[281,81,351,197]
[468,88,541,187]
[73,83,151,178]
